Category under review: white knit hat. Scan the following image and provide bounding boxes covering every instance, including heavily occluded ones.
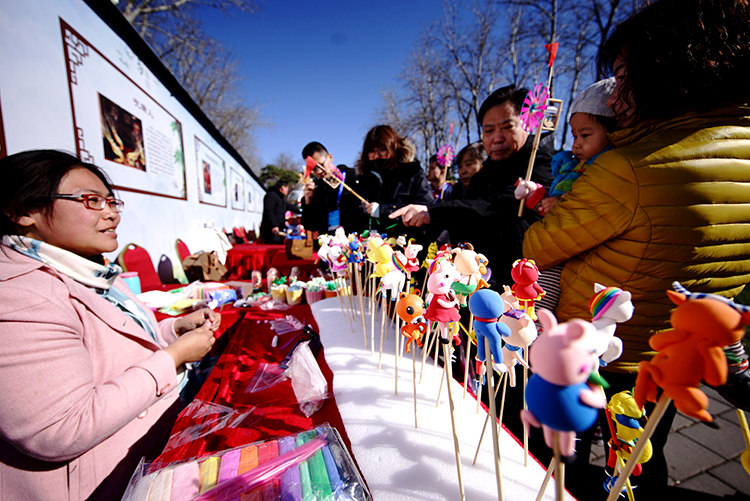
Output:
[569,77,616,118]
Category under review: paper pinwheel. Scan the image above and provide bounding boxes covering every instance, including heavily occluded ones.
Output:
[520,83,549,133]
[437,144,456,168]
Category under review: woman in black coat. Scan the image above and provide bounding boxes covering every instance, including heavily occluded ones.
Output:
[348,125,433,239]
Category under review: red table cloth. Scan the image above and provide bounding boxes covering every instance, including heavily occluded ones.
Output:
[225,244,285,279]
[155,304,354,468]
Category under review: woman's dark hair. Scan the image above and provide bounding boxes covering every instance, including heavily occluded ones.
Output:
[598,0,750,123]
[357,125,410,172]
[0,150,114,239]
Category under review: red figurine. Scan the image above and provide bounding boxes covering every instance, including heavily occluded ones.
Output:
[510,258,545,320]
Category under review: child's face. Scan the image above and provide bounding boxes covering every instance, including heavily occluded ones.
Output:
[570,113,609,164]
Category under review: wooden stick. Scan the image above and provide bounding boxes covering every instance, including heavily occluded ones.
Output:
[476,360,485,414]
[419,322,433,384]
[378,291,386,369]
[605,395,672,501]
[518,119,545,217]
[342,277,355,331]
[463,339,472,400]
[433,324,440,370]
[370,274,377,355]
[462,314,474,399]
[395,295,399,396]
[615,454,636,501]
[535,457,556,501]
[473,372,504,465]
[335,278,353,332]
[485,338,504,501]
[355,267,367,349]
[523,349,530,467]
[554,434,565,501]
[412,344,418,428]
[442,342,466,501]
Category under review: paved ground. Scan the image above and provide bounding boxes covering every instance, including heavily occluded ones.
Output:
[586,386,750,500]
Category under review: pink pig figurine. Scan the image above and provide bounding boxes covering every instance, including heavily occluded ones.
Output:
[521,309,606,459]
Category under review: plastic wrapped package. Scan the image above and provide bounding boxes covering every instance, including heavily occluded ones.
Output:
[161,400,259,454]
[122,424,370,501]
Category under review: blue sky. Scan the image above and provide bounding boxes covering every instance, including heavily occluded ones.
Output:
[198,0,444,171]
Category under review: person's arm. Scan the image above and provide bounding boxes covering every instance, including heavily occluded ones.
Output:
[522,150,638,270]
[378,164,435,221]
[0,283,213,462]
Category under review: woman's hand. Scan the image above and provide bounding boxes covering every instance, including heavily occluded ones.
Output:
[539,196,561,215]
[164,323,216,367]
[389,205,430,227]
[174,307,221,335]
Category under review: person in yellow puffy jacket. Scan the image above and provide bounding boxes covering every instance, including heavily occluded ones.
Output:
[523,0,750,497]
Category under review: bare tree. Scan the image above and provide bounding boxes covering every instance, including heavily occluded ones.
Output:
[378,0,646,155]
[431,0,501,144]
[113,0,267,166]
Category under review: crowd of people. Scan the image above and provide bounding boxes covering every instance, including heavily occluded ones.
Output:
[3,0,750,499]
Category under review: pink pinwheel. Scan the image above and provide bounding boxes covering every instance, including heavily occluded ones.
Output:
[437,144,456,168]
[520,83,549,133]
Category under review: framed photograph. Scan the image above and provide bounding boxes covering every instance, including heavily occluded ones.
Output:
[61,20,186,199]
[195,136,227,207]
[230,167,245,211]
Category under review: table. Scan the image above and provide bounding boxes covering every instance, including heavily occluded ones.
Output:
[156,298,574,500]
[225,244,319,281]
[225,244,285,279]
[154,303,355,468]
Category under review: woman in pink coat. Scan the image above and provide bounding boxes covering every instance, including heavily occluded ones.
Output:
[0,150,221,500]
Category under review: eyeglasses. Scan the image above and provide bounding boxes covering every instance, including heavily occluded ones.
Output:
[53,194,125,213]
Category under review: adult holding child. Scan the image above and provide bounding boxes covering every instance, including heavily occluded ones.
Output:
[392,85,554,287]
[0,150,220,500]
[524,0,750,494]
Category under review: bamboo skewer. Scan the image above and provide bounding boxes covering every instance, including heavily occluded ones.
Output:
[378,293,386,370]
[419,322,433,384]
[354,266,367,349]
[473,372,504,465]
[412,343,418,428]
[485,338,504,501]
[442,342,466,501]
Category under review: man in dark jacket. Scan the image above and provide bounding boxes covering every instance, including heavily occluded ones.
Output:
[299,142,353,242]
[259,181,297,244]
[391,85,554,287]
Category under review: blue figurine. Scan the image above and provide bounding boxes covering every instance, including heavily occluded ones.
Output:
[468,289,511,391]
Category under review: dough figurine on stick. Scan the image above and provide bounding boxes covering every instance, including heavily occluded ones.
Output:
[397,292,427,428]
[424,258,466,500]
[607,281,750,501]
[590,284,634,368]
[603,390,651,500]
[510,258,545,321]
[522,309,606,500]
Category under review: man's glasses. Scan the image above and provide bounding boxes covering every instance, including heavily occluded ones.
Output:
[53,194,125,213]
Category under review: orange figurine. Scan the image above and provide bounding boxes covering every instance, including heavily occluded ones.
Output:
[634,282,750,423]
[397,292,427,353]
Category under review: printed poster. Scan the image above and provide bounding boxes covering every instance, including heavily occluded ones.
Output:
[61,19,186,199]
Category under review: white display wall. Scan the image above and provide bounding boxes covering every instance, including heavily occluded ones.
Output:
[0,0,264,277]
